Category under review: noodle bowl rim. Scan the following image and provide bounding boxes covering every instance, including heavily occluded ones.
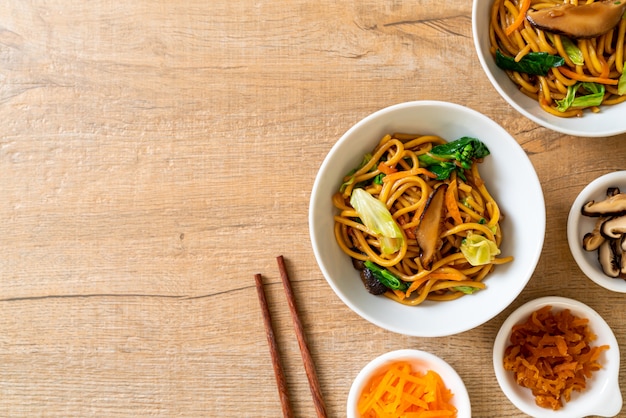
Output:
[309,100,545,337]
[471,0,626,137]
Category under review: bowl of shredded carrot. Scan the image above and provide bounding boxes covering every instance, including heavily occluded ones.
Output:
[347,349,471,418]
[493,296,621,417]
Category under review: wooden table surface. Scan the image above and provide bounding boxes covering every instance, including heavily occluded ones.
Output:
[2,1,626,417]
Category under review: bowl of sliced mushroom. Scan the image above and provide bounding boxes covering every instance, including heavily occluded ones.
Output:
[568,171,626,292]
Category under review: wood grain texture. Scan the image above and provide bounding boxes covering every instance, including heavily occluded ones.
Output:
[255,272,293,418]
[1,0,625,417]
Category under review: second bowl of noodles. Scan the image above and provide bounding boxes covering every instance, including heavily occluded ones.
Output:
[472,0,626,137]
[309,101,545,337]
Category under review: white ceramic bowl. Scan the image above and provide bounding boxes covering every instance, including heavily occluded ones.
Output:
[472,0,626,137]
[493,296,622,418]
[309,101,545,337]
[567,171,626,292]
[347,349,471,418]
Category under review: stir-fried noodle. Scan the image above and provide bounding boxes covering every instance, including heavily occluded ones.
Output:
[333,133,513,306]
[490,0,626,117]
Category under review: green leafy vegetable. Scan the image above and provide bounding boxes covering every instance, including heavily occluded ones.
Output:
[556,83,605,112]
[350,188,404,254]
[417,137,490,180]
[452,286,481,295]
[547,34,583,66]
[364,260,407,291]
[573,83,605,107]
[560,37,584,66]
[495,50,565,76]
[556,84,577,112]
[425,162,458,180]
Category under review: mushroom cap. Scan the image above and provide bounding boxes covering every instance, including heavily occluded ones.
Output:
[526,0,626,39]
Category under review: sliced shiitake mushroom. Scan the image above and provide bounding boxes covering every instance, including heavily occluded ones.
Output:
[582,216,607,251]
[526,0,626,39]
[598,239,620,278]
[601,214,626,239]
[414,184,447,271]
[581,192,626,217]
[580,187,626,279]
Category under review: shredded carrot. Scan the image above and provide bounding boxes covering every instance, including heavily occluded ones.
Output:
[503,306,609,411]
[378,162,398,175]
[504,0,531,36]
[404,267,467,298]
[405,276,431,298]
[391,289,406,301]
[558,67,619,85]
[445,175,463,225]
[358,361,457,418]
[416,168,439,179]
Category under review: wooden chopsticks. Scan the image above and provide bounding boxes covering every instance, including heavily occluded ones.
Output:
[254,272,292,417]
[254,255,328,418]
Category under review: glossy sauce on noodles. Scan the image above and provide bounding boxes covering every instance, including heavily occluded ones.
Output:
[333,133,513,306]
[489,0,626,117]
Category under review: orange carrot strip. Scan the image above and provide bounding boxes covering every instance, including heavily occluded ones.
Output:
[391,289,406,301]
[378,161,398,175]
[405,276,431,298]
[446,177,463,225]
[357,361,457,417]
[558,67,619,85]
[505,0,531,36]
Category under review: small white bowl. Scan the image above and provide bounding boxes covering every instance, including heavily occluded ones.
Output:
[567,171,626,292]
[493,296,621,418]
[472,0,626,137]
[309,100,545,337]
[347,349,471,418]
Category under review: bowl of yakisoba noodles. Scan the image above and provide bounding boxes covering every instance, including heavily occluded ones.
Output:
[472,0,626,137]
[309,101,545,337]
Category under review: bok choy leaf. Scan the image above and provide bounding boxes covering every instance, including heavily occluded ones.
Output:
[364,260,407,291]
[560,37,584,66]
[556,83,605,112]
[495,50,564,76]
[417,137,490,180]
[546,34,583,66]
